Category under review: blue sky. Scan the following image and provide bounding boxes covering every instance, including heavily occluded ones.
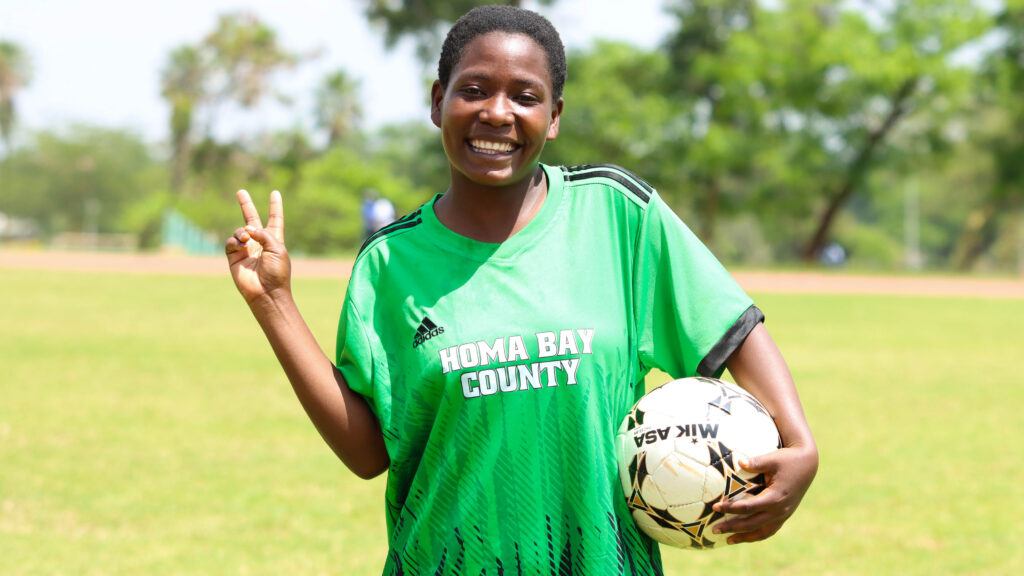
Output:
[0,0,674,144]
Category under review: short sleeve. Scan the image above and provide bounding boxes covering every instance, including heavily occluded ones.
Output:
[335,290,381,419]
[634,193,763,379]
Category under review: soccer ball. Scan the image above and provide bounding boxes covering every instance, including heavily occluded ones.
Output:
[615,377,782,550]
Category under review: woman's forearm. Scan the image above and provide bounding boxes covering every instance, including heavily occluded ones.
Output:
[248,289,390,479]
[725,323,817,452]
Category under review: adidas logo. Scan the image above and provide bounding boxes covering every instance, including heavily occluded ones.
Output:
[412,316,445,348]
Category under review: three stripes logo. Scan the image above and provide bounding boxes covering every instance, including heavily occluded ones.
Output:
[412,316,445,349]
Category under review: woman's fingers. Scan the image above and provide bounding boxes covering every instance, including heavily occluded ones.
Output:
[236,189,285,244]
[225,227,251,254]
[266,190,285,243]
[236,189,264,228]
[725,520,783,545]
[708,445,816,545]
[713,453,781,516]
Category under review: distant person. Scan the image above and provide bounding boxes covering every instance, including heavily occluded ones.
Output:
[370,196,395,236]
[226,6,817,574]
[820,242,847,267]
[361,189,381,241]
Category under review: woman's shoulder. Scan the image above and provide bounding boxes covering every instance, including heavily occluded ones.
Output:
[350,205,431,278]
[555,163,656,208]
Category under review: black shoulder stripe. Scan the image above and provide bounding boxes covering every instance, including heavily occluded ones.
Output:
[566,164,655,194]
[564,164,653,203]
[566,169,651,203]
[358,208,422,254]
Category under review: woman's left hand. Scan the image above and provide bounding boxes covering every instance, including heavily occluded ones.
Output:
[710,442,818,544]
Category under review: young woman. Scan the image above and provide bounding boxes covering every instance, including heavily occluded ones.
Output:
[226,6,817,575]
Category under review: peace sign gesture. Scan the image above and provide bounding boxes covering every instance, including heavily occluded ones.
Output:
[225,189,291,304]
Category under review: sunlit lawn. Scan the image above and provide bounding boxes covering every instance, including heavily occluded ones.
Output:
[1,268,1020,575]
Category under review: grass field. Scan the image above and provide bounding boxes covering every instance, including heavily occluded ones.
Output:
[1,268,1021,575]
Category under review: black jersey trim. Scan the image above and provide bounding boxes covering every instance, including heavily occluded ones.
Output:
[564,164,653,204]
[566,163,655,195]
[697,305,765,378]
[358,208,422,255]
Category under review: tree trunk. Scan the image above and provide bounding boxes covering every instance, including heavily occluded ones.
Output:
[168,101,194,195]
[951,201,998,271]
[802,77,918,262]
[170,136,191,194]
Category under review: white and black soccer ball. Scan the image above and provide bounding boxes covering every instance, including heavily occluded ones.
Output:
[615,377,782,550]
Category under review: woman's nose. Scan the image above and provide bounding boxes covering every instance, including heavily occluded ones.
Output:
[480,95,513,125]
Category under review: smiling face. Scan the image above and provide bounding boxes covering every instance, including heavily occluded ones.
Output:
[431,31,563,191]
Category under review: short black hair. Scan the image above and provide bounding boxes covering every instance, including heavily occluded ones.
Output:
[437,5,567,100]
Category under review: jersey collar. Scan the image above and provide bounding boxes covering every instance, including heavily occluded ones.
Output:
[421,164,565,262]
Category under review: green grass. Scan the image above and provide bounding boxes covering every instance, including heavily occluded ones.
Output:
[1,269,1021,575]
[660,293,1024,575]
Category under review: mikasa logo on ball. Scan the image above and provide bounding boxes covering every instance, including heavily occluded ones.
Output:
[632,424,720,447]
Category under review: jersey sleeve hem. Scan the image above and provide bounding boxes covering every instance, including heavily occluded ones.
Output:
[336,288,382,421]
[696,305,765,378]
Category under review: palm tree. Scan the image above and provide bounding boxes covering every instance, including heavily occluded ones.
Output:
[160,45,206,193]
[203,13,297,120]
[0,40,32,152]
[159,13,302,194]
[315,70,362,149]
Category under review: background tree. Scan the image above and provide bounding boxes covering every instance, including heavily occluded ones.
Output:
[160,45,206,193]
[285,145,429,253]
[952,0,1024,270]
[159,13,302,193]
[7,2,1023,270]
[0,40,32,153]
[544,42,688,202]
[0,125,162,238]
[201,12,299,133]
[315,69,362,149]
[661,0,760,244]
[792,0,989,261]
[660,0,989,262]
[361,0,556,64]
[369,120,450,196]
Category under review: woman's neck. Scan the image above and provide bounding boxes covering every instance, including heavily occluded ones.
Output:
[435,166,548,243]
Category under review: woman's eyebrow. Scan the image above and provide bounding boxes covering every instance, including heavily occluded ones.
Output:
[459,72,493,83]
[458,71,546,90]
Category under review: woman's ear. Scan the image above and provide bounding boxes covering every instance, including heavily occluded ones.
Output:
[430,81,445,128]
[546,97,564,141]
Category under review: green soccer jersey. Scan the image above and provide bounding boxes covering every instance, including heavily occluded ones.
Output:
[336,164,762,575]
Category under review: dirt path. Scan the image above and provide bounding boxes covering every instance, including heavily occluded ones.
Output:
[2,249,1022,299]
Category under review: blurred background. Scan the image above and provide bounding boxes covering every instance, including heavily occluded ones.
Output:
[2,3,1023,575]
[1,0,1022,269]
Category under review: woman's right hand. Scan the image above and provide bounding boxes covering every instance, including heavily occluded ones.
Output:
[224,188,389,479]
[225,189,291,305]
